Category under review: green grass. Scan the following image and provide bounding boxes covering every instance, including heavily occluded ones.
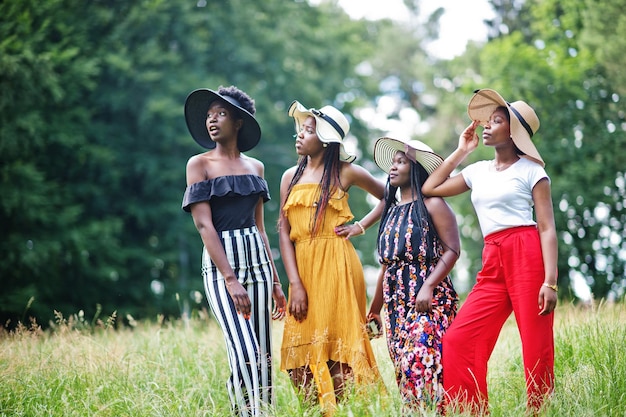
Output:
[1,302,625,416]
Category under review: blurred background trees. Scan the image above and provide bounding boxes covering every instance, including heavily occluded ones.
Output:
[1,0,624,327]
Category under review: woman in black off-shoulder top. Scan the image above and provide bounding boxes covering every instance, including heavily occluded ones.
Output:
[181,85,286,417]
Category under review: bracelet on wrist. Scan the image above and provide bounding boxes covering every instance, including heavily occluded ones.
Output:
[354,221,366,235]
[542,283,558,292]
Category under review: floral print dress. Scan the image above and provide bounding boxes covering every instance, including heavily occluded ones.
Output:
[378,201,458,408]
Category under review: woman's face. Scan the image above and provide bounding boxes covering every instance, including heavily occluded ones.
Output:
[482,107,511,147]
[205,100,242,144]
[389,151,411,188]
[294,116,324,156]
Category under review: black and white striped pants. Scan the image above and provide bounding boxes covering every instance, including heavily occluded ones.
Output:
[202,226,274,416]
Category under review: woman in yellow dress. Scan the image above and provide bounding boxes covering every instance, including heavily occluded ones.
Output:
[279,100,385,412]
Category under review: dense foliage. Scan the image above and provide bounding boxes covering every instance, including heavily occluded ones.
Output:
[1,0,624,327]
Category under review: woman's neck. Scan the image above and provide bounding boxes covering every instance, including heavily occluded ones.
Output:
[398,186,419,205]
[214,141,241,159]
[493,152,520,171]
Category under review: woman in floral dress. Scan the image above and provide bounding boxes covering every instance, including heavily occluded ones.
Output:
[367,137,460,412]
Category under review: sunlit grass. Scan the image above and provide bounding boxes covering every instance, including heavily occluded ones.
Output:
[1,302,624,416]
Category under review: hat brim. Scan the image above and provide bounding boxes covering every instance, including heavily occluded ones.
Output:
[184,89,261,152]
[467,89,544,167]
[288,100,356,163]
[374,137,443,175]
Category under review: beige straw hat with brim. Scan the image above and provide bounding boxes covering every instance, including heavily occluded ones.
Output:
[288,100,356,163]
[374,137,444,175]
[467,89,544,167]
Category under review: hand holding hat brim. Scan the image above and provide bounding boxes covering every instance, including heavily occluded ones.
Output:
[467,89,544,167]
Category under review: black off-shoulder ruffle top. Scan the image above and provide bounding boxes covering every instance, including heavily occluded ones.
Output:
[181,174,270,232]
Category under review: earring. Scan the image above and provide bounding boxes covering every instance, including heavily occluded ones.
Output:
[322,143,328,148]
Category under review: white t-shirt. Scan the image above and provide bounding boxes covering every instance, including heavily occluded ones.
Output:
[461,157,549,237]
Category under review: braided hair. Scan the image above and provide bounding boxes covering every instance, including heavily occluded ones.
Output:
[284,143,342,236]
[378,159,440,261]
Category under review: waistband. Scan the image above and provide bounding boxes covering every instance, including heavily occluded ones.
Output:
[294,234,341,244]
[484,225,537,243]
[219,226,259,239]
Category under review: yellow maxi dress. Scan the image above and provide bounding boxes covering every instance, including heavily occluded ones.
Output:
[280,183,381,409]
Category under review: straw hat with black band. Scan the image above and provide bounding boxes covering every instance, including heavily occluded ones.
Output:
[288,100,356,163]
[184,88,261,152]
[467,89,544,167]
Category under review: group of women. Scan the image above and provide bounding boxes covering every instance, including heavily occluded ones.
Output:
[181,85,558,416]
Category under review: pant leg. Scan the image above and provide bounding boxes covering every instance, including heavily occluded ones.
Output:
[443,238,512,413]
[245,230,275,406]
[202,227,274,417]
[501,227,554,410]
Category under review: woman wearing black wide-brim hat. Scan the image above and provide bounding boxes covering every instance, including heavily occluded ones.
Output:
[181,85,286,416]
[422,89,557,415]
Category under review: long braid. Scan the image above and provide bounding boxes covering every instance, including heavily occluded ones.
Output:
[285,156,308,197]
[377,160,444,262]
[282,143,342,237]
[409,162,439,262]
[311,144,341,235]
[378,179,398,238]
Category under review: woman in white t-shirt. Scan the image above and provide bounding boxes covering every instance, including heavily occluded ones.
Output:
[422,89,558,415]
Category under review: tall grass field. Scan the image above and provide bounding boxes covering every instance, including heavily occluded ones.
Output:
[1,302,624,416]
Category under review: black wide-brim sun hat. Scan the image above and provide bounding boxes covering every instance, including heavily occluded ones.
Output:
[184,88,261,152]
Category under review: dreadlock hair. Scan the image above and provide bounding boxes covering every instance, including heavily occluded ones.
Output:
[377,158,440,262]
[284,142,342,236]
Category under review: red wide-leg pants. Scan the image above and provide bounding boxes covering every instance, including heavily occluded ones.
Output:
[443,226,554,414]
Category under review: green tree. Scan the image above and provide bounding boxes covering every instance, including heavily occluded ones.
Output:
[0,0,118,324]
[447,0,626,300]
[0,0,384,326]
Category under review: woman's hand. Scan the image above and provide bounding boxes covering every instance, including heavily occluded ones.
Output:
[288,282,308,322]
[334,223,363,239]
[415,282,435,313]
[272,282,287,320]
[224,278,252,319]
[459,120,481,153]
[366,312,383,338]
[538,285,558,315]
[367,312,383,329]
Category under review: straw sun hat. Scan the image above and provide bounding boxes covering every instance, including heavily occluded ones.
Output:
[373,137,444,175]
[184,88,261,152]
[288,100,356,163]
[467,88,544,167]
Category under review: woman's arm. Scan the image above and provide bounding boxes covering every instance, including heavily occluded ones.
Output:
[533,178,558,315]
[366,265,386,337]
[344,162,385,200]
[335,163,385,238]
[335,198,385,239]
[414,197,461,312]
[367,265,386,318]
[186,157,252,317]
[277,168,308,322]
[422,121,479,197]
[251,158,287,320]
